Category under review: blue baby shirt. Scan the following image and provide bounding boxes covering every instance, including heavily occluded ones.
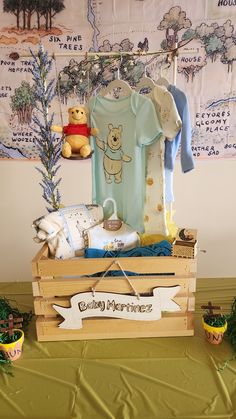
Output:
[165,85,195,202]
[89,92,163,232]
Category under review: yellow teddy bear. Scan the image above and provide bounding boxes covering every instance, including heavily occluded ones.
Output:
[51,106,99,158]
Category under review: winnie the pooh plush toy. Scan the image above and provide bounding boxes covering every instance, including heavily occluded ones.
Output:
[51,106,99,158]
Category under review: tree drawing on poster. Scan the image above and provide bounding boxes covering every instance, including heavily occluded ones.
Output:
[181,19,236,76]
[157,7,207,82]
[158,6,192,49]
[158,7,236,80]
[0,0,235,160]
[10,81,35,124]
[3,0,65,32]
[0,0,66,159]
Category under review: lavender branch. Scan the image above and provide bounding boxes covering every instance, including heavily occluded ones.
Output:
[29,45,62,212]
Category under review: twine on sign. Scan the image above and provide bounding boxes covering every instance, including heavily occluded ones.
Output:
[91,259,140,300]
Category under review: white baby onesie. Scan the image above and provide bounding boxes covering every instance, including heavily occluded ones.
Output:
[144,85,181,234]
[148,85,182,140]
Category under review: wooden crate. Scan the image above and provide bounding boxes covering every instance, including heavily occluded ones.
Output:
[32,244,197,341]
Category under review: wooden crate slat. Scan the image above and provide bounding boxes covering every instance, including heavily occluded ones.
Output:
[32,281,40,297]
[32,275,196,298]
[189,277,196,293]
[34,294,195,316]
[188,295,195,311]
[36,313,194,341]
[32,243,49,277]
[35,256,197,277]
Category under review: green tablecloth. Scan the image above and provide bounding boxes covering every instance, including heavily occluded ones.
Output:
[0,279,235,419]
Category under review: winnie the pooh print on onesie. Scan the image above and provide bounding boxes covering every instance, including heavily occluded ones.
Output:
[96,123,132,183]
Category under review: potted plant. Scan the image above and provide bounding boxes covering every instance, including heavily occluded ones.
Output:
[0,323,24,361]
[0,298,32,365]
[201,301,227,345]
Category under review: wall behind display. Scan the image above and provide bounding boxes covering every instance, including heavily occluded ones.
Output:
[0,0,236,281]
[0,158,235,282]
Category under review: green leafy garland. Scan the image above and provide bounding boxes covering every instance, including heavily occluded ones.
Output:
[218,297,236,371]
[226,297,236,351]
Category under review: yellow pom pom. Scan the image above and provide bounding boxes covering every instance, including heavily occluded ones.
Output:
[166,210,178,239]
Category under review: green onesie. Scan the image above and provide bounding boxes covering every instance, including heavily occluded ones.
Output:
[89,92,163,233]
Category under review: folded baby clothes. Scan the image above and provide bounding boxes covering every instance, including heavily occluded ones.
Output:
[32,204,103,259]
[84,240,172,258]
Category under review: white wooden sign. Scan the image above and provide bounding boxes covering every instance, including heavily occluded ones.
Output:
[53,286,181,330]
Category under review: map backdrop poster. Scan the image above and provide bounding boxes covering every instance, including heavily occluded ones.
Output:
[0,0,235,160]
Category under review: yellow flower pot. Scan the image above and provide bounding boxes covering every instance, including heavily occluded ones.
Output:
[0,329,24,361]
[202,318,227,345]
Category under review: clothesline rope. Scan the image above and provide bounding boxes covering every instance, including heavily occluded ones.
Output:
[15,37,198,59]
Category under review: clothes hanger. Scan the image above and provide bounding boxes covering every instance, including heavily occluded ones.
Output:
[136,76,155,92]
[103,197,122,231]
[156,76,170,88]
[135,61,156,94]
[99,55,132,98]
[99,78,132,98]
[155,60,170,88]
